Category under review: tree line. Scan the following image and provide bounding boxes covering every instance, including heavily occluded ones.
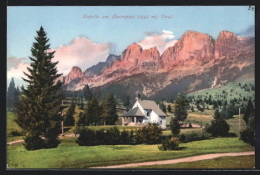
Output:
[7,78,21,109]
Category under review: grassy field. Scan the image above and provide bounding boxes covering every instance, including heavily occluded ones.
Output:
[132,155,255,169]
[7,137,254,169]
[7,112,24,142]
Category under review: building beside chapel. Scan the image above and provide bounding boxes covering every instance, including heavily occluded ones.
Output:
[121,95,167,128]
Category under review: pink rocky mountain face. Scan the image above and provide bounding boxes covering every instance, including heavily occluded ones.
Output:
[64,66,83,84]
[62,30,254,93]
[161,31,215,68]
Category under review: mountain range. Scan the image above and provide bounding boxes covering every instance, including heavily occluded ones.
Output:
[57,30,255,101]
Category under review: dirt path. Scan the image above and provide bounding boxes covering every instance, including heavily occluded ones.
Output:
[7,139,24,145]
[91,151,255,169]
[7,134,79,145]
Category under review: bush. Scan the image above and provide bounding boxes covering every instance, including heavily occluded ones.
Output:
[179,132,210,143]
[23,135,45,151]
[206,119,230,137]
[240,127,255,146]
[77,127,122,146]
[106,127,120,145]
[95,129,106,145]
[120,130,130,144]
[45,136,60,148]
[159,137,179,151]
[205,110,230,137]
[135,123,162,144]
[76,128,96,146]
[170,117,181,136]
[129,130,136,145]
[11,130,22,136]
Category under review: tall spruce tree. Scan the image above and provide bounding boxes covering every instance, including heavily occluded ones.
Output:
[101,93,118,125]
[167,105,172,113]
[206,109,230,137]
[85,95,100,125]
[243,99,255,125]
[64,101,75,126]
[15,27,63,150]
[7,78,18,108]
[83,84,92,101]
[173,93,188,122]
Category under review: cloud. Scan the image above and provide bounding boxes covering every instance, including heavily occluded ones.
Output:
[51,37,112,75]
[7,56,30,87]
[138,30,178,54]
[7,56,27,71]
[7,61,30,80]
[237,25,255,37]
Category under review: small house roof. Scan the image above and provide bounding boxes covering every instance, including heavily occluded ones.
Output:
[121,107,145,117]
[138,100,166,116]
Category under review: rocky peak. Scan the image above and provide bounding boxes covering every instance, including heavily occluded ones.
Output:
[106,54,121,66]
[215,31,244,58]
[161,30,215,66]
[140,47,160,60]
[65,66,83,84]
[217,31,238,41]
[83,54,120,78]
[139,47,161,70]
[123,43,143,62]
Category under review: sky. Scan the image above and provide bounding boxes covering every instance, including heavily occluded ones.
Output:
[7,6,255,87]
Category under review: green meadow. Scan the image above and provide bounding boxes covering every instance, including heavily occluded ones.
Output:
[7,137,254,169]
[132,155,255,169]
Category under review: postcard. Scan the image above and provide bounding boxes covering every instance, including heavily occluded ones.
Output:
[6,6,255,170]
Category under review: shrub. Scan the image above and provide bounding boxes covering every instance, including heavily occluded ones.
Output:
[95,129,106,145]
[179,134,186,142]
[205,110,230,137]
[120,130,130,144]
[76,128,96,146]
[23,135,45,151]
[159,136,179,151]
[179,132,210,143]
[106,127,120,145]
[45,136,60,148]
[170,117,181,136]
[129,130,136,145]
[206,119,230,137]
[11,130,22,136]
[135,123,162,144]
[240,127,255,146]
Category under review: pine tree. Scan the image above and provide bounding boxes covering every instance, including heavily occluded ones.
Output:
[167,105,172,113]
[83,84,92,101]
[124,96,130,110]
[160,102,166,113]
[243,99,255,125]
[173,93,188,122]
[64,102,75,126]
[86,95,100,125]
[7,78,19,108]
[206,109,230,137]
[101,93,118,125]
[170,117,181,136]
[78,112,86,126]
[15,27,63,150]
[80,99,84,110]
[240,99,255,146]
